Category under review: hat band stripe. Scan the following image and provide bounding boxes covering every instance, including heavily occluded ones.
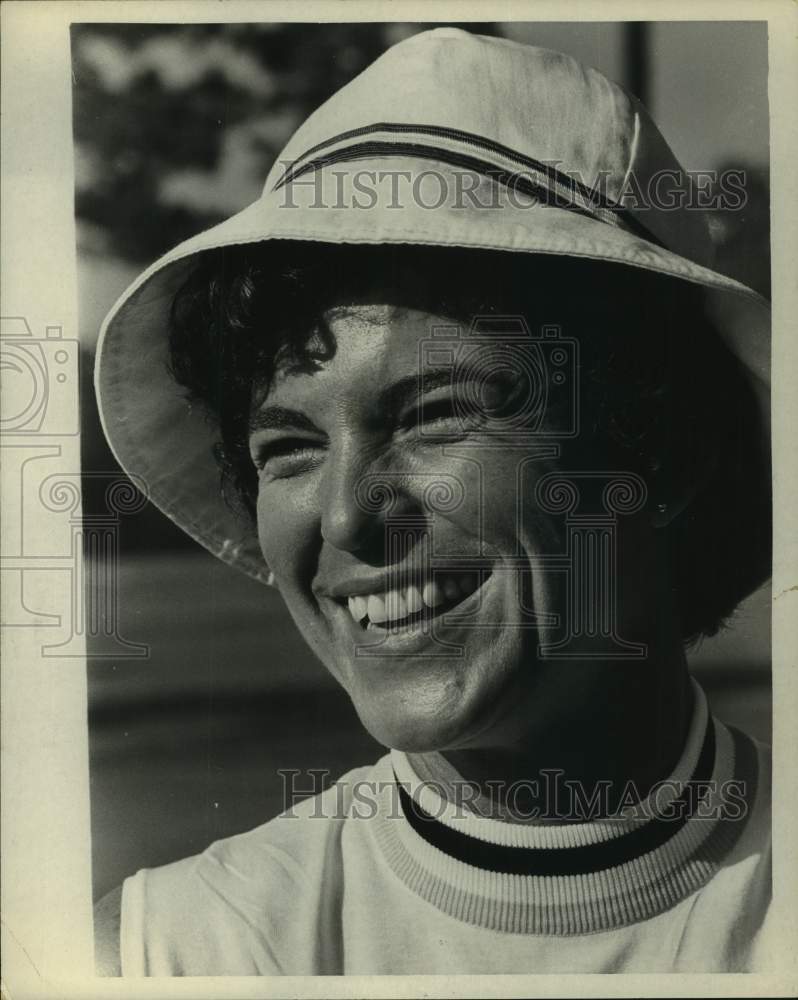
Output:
[274,138,660,246]
[277,121,622,215]
[278,140,602,218]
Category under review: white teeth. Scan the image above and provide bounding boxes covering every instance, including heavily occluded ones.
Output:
[348,595,368,622]
[346,573,485,626]
[367,594,387,624]
[422,580,444,607]
[384,590,408,621]
[405,585,423,614]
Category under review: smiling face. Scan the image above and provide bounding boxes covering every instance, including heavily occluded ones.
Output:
[247,283,663,753]
[165,244,763,756]
[252,303,526,750]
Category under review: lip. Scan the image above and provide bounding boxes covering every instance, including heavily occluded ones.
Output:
[314,561,494,601]
[327,568,500,657]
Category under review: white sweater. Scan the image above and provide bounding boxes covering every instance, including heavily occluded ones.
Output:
[120,684,772,974]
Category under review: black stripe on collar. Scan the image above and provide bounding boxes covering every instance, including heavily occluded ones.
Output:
[395,716,716,877]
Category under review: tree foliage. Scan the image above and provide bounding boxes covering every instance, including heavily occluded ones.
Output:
[71,23,501,263]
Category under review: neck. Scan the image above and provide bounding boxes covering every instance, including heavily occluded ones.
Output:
[408,647,695,822]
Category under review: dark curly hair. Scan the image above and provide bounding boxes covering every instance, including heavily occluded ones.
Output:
[168,241,771,643]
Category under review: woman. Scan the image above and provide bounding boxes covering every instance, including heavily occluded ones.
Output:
[94,28,772,974]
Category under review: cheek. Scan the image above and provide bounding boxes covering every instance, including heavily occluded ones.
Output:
[463,452,566,627]
[255,482,318,593]
[451,449,562,552]
[256,483,339,670]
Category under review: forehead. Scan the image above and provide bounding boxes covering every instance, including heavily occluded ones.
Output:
[265,301,451,403]
[323,302,430,331]
[248,247,639,416]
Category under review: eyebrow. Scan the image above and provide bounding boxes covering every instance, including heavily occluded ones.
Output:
[248,406,321,436]
[247,366,502,435]
[378,368,458,417]
[379,365,516,418]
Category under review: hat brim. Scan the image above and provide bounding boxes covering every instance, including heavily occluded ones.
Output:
[96,162,770,586]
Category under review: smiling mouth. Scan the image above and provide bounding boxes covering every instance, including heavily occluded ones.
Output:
[344,572,492,632]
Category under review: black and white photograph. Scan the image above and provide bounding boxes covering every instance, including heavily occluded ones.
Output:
[2,4,797,996]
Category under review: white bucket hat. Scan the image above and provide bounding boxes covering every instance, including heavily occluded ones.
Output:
[95,27,770,587]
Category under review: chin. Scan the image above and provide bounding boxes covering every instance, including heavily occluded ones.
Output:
[356,712,468,754]
[347,674,502,753]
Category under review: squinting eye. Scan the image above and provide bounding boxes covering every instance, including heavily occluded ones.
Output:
[405,395,484,434]
[251,438,324,479]
[417,398,460,424]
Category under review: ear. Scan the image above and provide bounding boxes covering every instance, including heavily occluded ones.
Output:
[651,496,689,529]
[649,449,719,529]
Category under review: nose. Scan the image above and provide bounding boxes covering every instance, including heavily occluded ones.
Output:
[319,440,421,558]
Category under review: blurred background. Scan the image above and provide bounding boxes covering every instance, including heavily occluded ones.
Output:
[71,20,771,900]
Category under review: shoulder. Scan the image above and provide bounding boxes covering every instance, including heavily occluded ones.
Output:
[734,727,771,855]
[718,728,773,968]
[203,760,378,884]
[93,884,122,976]
[679,724,772,967]
[711,724,771,879]
[117,760,383,975]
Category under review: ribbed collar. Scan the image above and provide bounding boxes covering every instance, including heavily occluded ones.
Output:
[369,682,758,935]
